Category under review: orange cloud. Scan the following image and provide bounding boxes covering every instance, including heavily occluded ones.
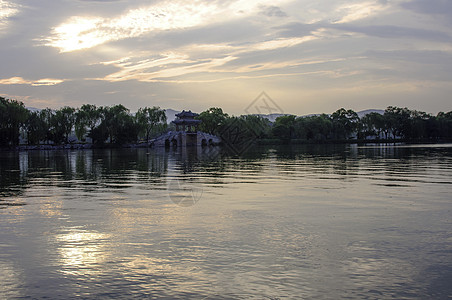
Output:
[0,77,64,86]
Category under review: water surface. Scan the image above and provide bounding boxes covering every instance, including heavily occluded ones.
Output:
[1,144,451,299]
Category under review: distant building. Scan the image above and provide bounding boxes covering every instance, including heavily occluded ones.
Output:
[172,110,202,133]
[153,110,220,147]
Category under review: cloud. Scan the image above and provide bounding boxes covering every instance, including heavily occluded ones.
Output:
[99,53,236,82]
[94,34,319,83]
[78,0,122,2]
[2,0,452,115]
[0,0,20,33]
[276,22,318,38]
[42,0,292,52]
[333,0,389,24]
[260,5,287,17]
[401,0,452,15]
[0,77,64,86]
[334,24,452,43]
[363,49,452,81]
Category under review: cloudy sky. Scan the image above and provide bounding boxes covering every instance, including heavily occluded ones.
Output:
[0,0,451,115]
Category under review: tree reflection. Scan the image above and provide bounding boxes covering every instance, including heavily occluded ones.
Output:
[0,152,28,199]
[1,144,451,204]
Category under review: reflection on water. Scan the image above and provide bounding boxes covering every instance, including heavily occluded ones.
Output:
[0,144,451,298]
[56,228,110,277]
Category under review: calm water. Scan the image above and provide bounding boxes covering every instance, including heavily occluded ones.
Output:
[1,144,451,299]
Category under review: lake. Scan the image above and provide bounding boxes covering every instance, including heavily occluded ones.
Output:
[1,144,451,299]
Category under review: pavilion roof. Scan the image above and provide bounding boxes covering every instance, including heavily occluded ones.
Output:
[175,110,199,118]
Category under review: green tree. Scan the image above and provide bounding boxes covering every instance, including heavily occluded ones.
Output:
[38,108,55,144]
[360,112,384,138]
[25,110,47,145]
[408,110,431,139]
[45,107,75,144]
[102,105,138,144]
[136,106,167,142]
[218,116,260,147]
[383,106,411,139]
[0,97,29,146]
[75,104,101,142]
[296,114,332,140]
[241,115,271,139]
[437,111,452,139]
[331,108,359,139]
[272,115,296,141]
[58,106,76,143]
[197,107,229,135]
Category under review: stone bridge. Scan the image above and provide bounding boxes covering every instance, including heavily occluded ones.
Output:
[151,131,220,148]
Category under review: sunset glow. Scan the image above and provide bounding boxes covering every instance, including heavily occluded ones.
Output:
[1,0,451,114]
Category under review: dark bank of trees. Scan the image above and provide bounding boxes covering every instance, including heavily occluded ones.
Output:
[196,106,452,144]
[1,96,451,148]
[272,106,452,142]
[0,97,167,147]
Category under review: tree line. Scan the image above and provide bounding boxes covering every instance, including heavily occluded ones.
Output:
[196,106,452,143]
[0,97,167,146]
[1,96,451,147]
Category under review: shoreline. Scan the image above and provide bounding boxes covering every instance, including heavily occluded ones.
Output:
[2,138,451,152]
[256,137,452,145]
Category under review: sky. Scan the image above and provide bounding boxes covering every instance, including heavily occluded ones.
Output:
[0,0,451,116]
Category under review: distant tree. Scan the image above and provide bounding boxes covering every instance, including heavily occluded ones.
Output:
[0,97,29,146]
[197,107,229,135]
[331,108,359,139]
[383,106,411,139]
[136,106,167,142]
[296,114,332,140]
[49,112,65,144]
[408,110,431,139]
[437,111,452,139]
[43,107,75,144]
[3,100,449,147]
[218,116,262,147]
[272,115,296,141]
[317,114,334,140]
[360,112,384,139]
[241,115,272,139]
[25,110,47,145]
[58,106,76,143]
[37,108,54,144]
[75,104,102,141]
[89,117,109,145]
[102,105,138,144]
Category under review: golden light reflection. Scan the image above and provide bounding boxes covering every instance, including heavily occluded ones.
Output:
[123,256,175,276]
[56,229,110,275]
[35,193,64,218]
[39,202,63,217]
[0,260,23,298]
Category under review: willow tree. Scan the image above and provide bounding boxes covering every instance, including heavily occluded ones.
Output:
[136,106,167,142]
[0,97,29,146]
[75,104,102,141]
[196,107,228,135]
[331,108,359,139]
